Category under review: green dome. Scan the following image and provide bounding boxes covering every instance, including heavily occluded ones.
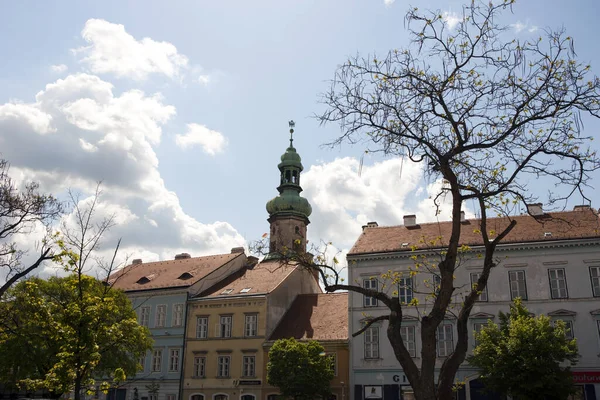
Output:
[266,191,312,218]
[278,146,303,170]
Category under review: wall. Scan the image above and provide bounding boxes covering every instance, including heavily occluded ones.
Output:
[347,239,600,399]
[266,267,321,337]
[182,296,268,400]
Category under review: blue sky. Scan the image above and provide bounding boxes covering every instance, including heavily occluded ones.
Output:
[1,0,599,271]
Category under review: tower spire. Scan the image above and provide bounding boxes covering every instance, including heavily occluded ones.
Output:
[265,120,312,257]
[288,120,295,147]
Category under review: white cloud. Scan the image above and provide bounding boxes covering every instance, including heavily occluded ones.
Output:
[302,157,474,251]
[510,20,538,34]
[443,11,461,30]
[384,0,395,6]
[51,64,68,73]
[75,19,189,81]
[175,123,228,155]
[0,103,54,134]
[0,73,245,275]
[198,75,211,85]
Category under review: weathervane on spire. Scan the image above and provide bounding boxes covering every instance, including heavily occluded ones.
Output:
[288,120,295,147]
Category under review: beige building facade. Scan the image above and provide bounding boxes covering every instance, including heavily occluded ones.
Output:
[181,260,322,400]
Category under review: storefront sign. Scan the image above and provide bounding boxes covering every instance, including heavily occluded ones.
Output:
[573,372,600,383]
[239,380,262,386]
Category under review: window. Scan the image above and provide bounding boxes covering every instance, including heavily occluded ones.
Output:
[398,277,413,304]
[470,273,488,302]
[590,267,600,297]
[218,315,232,338]
[196,317,208,339]
[190,395,204,400]
[195,316,208,338]
[433,274,441,295]
[437,324,454,357]
[241,396,255,400]
[245,314,258,337]
[364,326,379,359]
[214,396,228,400]
[167,395,176,400]
[242,355,255,377]
[152,349,162,372]
[139,354,145,372]
[173,304,184,327]
[193,356,206,378]
[549,269,568,299]
[400,326,416,357]
[508,270,528,300]
[552,319,574,340]
[217,356,230,377]
[168,349,180,372]
[140,306,150,327]
[156,305,167,328]
[327,353,337,376]
[472,322,485,347]
[149,395,157,400]
[363,278,378,307]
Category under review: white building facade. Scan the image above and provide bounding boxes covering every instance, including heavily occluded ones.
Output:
[347,206,600,400]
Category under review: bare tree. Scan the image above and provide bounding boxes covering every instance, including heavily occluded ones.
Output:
[307,1,600,399]
[0,159,62,297]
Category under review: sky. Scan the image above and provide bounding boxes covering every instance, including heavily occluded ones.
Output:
[1,0,599,276]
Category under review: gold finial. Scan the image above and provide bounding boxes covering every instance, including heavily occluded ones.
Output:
[288,120,295,146]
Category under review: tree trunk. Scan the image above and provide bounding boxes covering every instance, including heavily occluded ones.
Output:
[74,375,82,400]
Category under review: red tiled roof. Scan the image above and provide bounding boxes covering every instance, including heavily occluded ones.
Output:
[269,293,348,341]
[198,259,297,297]
[110,252,244,291]
[349,208,600,255]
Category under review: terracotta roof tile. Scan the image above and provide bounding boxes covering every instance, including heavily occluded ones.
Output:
[198,259,297,297]
[110,252,244,292]
[269,293,348,341]
[349,208,600,255]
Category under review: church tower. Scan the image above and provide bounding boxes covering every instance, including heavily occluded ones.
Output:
[265,121,312,257]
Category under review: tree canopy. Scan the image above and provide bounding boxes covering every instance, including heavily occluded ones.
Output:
[0,274,152,397]
[267,338,334,400]
[257,1,600,399]
[468,299,579,400]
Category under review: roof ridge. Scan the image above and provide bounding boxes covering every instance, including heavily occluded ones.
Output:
[365,209,598,230]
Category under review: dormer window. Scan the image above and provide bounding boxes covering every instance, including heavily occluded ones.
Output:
[240,288,252,293]
[136,274,155,285]
[221,289,234,295]
[178,272,194,280]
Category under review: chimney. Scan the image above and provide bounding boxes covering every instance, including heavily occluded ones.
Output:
[362,222,378,231]
[174,253,191,260]
[231,247,245,254]
[132,259,143,265]
[573,204,591,212]
[246,256,259,269]
[526,203,543,216]
[403,214,417,227]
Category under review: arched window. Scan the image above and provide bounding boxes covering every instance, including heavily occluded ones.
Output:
[266,395,281,400]
[214,395,228,400]
[292,171,298,183]
[241,395,255,400]
[190,395,204,400]
[295,226,300,235]
[284,170,291,183]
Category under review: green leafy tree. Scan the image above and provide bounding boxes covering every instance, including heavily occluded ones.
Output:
[0,184,152,400]
[267,338,334,400]
[0,274,152,398]
[468,299,579,400]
